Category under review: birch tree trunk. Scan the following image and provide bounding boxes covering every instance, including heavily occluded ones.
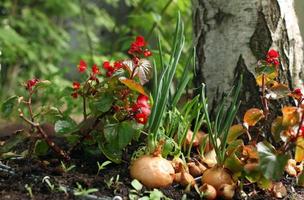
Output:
[193,0,304,115]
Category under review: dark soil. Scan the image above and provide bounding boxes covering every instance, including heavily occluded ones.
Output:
[1,124,304,200]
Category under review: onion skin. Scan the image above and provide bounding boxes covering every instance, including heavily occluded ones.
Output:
[130,155,175,188]
[199,184,217,200]
[174,172,195,187]
[218,184,235,199]
[201,166,233,191]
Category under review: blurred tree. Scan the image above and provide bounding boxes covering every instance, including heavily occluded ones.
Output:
[193,0,304,114]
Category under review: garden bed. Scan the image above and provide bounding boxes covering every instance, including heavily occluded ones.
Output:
[1,127,304,200]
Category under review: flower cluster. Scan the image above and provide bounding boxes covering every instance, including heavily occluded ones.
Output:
[26,78,39,91]
[132,94,151,124]
[71,81,81,98]
[128,36,152,58]
[266,49,279,67]
[103,61,123,77]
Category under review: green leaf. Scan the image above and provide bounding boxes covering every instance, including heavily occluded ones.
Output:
[54,119,76,135]
[34,140,49,156]
[1,96,18,117]
[131,179,143,191]
[100,121,142,163]
[90,95,114,114]
[297,171,304,186]
[117,121,136,149]
[34,80,51,90]
[0,131,28,153]
[257,141,289,180]
[224,153,243,173]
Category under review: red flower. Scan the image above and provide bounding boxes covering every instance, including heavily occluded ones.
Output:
[78,60,87,72]
[114,61,123,70]
[134,113,148,124]
[92,64,100,75]
[294,88,302,95]
[135,36,146,47]
[73,81,81,90]
[267,49,279,58]
[272,59,279,67]
[128,36,147,55]
[266,50,280,67]
[103,61,112,70]
[137,95,150,107]
[143,49,152,57]
[26,78,39,91]
[132,94,150,124]
[71,92,78,99]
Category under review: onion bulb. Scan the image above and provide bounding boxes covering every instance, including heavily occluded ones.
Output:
[201,166,233,191]
[130,155,175,188]
[199,184,217,200]
[218,184,235,199]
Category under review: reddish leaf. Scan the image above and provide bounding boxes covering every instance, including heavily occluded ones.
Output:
[282,106,299,127]
[267,83,290,99]
[227,124,246,144]
[243,108,264,126]
[119,77,148,96]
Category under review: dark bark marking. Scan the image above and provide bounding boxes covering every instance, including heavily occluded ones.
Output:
[250,11,272,60]
[193,0,208,95]
[269,0,281,30]
[233,55,261,117]
[214,8,234,25]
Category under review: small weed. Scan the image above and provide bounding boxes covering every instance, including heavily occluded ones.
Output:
[74,182,98,196]
[96,160,112,176]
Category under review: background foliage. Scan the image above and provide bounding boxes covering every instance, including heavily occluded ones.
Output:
[0,0,192,107]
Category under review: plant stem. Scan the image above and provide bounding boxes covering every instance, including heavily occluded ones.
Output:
[67,109,113,154]
[19,109,70,161]
[82,95,87,120]
[261,74,269,118]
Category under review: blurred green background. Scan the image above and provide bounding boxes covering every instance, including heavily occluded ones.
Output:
[0,0,192,105]
[0,0,303,104]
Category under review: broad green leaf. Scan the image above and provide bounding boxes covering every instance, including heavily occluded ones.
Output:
[34,140,49,156]
[224,153,244,173]
[98,142,122,164]
[117,121,136,149]
[119,77,148,96]
[91,94,114,113]
[271,117,285,142]
[255,65,277,80]
[1,96,18,117]
[54,119,76,135]
[282,106,299,127]
[227,124,246,144]
[243,108,264,126]
[257,141,289,180]
[0,131,28,153]
[295,137,304,162]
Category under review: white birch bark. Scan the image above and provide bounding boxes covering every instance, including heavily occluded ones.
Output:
[193,0,304,113]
